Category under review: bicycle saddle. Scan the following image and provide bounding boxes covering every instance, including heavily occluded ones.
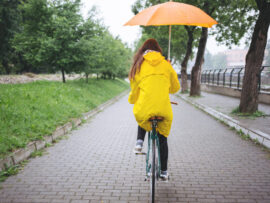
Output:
[149,116,164,121]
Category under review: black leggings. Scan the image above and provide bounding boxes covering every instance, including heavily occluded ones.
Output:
[137,126,168,171]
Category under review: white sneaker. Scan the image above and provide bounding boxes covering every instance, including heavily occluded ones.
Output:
[134,139,143,153]
[160,171,169,181]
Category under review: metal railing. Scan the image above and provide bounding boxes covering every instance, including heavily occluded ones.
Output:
[201,66,270,92]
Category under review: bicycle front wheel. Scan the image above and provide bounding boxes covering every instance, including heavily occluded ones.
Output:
[150,138,156,203]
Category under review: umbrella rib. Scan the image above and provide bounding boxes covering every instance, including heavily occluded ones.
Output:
[124,2,218,27]
[145,4,162,26]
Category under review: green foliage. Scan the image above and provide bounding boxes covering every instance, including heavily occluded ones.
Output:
[212,0,258,46]
[237,129,250,140]
[0,79,129,157]
[13,0,83,75]
[231,106,267,118]
[78,32,132,80]
[9,0,132,80]
[30,150,44,158]
[45,143,52,148]
[0,160,28,182]
[0,165,19,182]
[254,138,260,145]
[188,95,202,98]
[0,0,22,74]
[132,0,258,62]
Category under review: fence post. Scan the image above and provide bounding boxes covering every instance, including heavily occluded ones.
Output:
[208,70,211,84]
[202,70,206,83]
[212,69,216,84]
[237,68,243,89]
[230,68,235,88]
[217,69,222,86]
[223,69,227,86]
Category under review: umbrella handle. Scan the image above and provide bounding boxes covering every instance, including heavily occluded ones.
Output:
[168,0,172,60]
[168,25,171,60]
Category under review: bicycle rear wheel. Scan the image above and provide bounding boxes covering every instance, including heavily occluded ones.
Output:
[150,138,156,203]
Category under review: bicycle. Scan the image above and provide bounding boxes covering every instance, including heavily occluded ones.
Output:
[134,102,178,202]
[145,102,177,203]
[145,116,164,203]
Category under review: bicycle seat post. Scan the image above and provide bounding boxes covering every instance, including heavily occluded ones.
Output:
[152,120,158,128]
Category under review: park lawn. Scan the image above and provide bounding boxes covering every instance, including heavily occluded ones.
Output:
[0,78,129,158]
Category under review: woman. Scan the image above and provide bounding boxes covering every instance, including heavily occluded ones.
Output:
[128,38,180,180]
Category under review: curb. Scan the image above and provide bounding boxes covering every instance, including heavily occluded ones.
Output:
[0,90,129,171]
[175,94,270,149]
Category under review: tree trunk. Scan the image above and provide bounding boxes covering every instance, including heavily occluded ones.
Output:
[181,26,195,93]
[190,27,208,96]
[61,68,66,83]
[2,59,10,75]
[239,1,270,113]
[85,73,89,83]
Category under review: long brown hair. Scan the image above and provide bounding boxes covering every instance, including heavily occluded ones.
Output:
[129,38,162,80]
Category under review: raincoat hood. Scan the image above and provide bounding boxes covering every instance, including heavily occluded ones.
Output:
[143,51,164,66]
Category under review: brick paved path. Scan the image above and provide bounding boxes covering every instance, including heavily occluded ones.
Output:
[1,94,270,203]
[185,92,270,135]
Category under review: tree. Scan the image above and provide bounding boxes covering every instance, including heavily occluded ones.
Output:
[13,0,83,82]
[13,0,54,74]
[239,0,270,113]
[190,26,208,96]
[46,0,83,82]
[98,34,132,79]
[189,0,257,96]
[0,0,21,74]
[181,26,198,92]
[78,14,132,82]
[76,16,104,82]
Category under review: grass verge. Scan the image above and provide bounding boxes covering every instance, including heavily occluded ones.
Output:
[0,160,29,182]
[231,106,267,119]
[0,78,129,158]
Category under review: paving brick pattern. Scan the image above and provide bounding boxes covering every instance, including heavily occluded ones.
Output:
[0,94,270,203]
[188,92,270,135]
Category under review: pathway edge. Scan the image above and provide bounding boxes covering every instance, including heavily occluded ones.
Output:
[175,94,270,149]
[0,90,129,171]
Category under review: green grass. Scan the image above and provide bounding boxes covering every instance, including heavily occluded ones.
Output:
[0,160,28,182]
[188,94,203,98]
[30,149,45,158]
[180,90,190,94]
[0,78,129,158]
[231,106,267,119]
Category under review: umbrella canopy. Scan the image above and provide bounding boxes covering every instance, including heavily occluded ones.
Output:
[124,1,218,59]
[124,1,217,27]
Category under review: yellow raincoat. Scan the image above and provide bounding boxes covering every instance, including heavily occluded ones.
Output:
[128,51,180,137]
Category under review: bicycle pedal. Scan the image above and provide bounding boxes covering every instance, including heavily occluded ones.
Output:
[134,150,146,155]
[144,176,149,181]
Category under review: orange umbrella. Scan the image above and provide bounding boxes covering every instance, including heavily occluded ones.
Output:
[124,1,218,59]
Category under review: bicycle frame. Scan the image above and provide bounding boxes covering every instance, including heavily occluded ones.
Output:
[146,125,161,179]
[145,119,162,203]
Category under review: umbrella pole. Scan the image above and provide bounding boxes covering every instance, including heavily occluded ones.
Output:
[168,25,171,60]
